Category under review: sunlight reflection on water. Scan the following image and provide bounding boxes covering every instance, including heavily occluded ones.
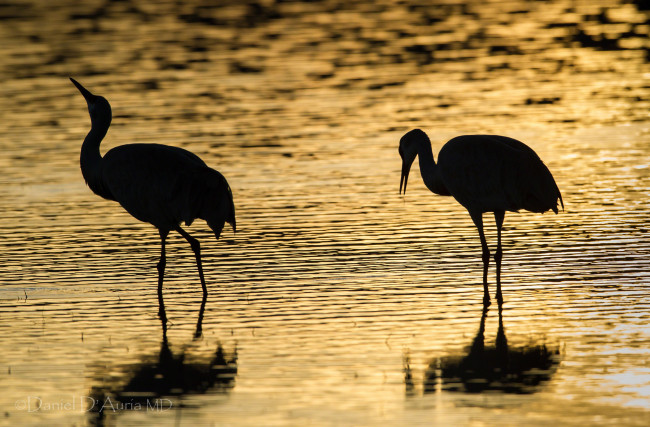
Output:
[0,0,649,425]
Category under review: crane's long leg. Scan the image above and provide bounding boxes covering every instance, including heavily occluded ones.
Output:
[194,291,207,339]
[174,225,208,295]
[157,229,169,325]
[494,210,505,305]
[469,211,490,305]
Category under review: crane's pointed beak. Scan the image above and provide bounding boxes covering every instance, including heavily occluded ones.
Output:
[70,78,94,103]
[400,160,411,195]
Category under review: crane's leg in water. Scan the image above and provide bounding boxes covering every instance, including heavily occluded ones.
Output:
[470,211,490,306]
[194,292,207,339]
[494,211,505,305]
[175,225,208,295]
[157,229,169,325]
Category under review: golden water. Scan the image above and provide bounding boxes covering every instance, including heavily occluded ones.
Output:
[0,0,648,425]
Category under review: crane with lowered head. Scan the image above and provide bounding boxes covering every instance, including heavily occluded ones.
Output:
[399,129,563,306]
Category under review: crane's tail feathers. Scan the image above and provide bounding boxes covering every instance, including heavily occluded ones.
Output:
[551,182,564,214]
[226,184,236,234]
[209,221,225,240]
[209,220,235,240]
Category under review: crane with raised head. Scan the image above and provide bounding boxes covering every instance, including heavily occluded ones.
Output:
[398,129,562,306]
[71,78,236,321]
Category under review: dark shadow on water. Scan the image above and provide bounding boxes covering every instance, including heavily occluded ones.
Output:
[405,304,561,396]
[86,297,237,426]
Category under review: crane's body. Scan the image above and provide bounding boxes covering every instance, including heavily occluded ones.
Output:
[86,142,233,236]
[71,78,235,322]
[399,129,562,305]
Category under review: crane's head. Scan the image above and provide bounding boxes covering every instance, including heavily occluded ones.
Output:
[70,78,112,127]
[399,129,425,194]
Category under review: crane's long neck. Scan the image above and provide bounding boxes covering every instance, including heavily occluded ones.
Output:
[80,118,113,200]
[417,140,450,196]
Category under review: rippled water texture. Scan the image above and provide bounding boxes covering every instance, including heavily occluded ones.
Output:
[0,0,649,425]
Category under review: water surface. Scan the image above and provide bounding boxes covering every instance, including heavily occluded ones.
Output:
[0,0,649,425]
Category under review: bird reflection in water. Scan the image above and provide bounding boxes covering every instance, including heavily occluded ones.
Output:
[405,305,561,396]
[86,300,237,425]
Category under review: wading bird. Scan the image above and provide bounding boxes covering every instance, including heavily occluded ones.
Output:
[71,78,236,321]
[399,129,562,305]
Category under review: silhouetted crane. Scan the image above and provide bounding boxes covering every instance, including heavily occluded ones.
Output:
[71,78,235,321]
[399,129,563,305]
